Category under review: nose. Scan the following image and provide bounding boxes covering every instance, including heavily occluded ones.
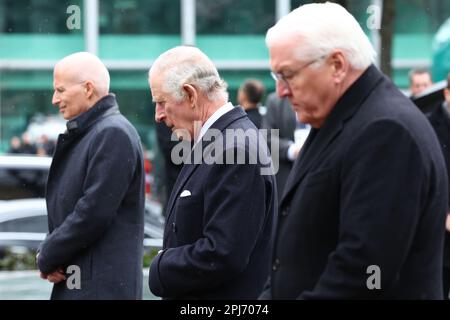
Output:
[52,91,60,106]
[276,81,291,98]
[155,104,166,123]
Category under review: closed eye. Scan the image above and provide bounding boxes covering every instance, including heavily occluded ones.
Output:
[282,72,295,80]
[154,101,165,108]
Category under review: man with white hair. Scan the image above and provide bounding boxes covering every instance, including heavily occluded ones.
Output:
[37,52,145,299]
[148,46,277,299]
[261,3,448,299]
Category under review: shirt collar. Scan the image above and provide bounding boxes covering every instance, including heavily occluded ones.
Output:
[195,102,234,144]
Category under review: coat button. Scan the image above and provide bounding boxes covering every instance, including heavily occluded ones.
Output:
[172,222,177,233]
[272,258,280,271]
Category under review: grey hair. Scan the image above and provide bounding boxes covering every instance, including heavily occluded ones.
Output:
[149,46,228,102]
[266,2,376,70]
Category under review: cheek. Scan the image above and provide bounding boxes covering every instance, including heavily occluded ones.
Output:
[165,106,175,120]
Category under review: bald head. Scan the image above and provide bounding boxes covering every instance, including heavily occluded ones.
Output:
[149,46,227,102]
[52,52,111,120]
[55,52,110,97]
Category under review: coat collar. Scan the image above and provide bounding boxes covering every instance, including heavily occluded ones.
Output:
[280,65,384,205]
[163,106,247,243]
[66,94,119,137]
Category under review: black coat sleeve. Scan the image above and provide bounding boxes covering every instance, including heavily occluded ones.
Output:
[37,126,139,274]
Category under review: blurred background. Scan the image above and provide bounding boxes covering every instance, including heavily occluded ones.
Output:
[1,0,449,155]
[0,0,449,299]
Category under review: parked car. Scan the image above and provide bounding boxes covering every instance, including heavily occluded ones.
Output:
[0,155,163,251]
[0,198,163,251]
[0,155,51,200]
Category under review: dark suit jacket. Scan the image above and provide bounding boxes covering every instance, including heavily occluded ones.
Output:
[149,107,277,299]
[262,93,297,199]
[261,65,448,299]
[38,95,145,299]
[245,107,263,129]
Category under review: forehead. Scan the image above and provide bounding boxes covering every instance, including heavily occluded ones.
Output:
[269,36,304,70]
[412,73,431,82]
[53,65,74,87]
[149,73,169,99]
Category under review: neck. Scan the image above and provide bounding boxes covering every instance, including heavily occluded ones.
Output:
[242,103,257,111]
[199,98,227,125]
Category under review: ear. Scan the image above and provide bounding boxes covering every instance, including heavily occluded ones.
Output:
[183,84,198,108]
[85,81,95,98]
[329,51,348,84]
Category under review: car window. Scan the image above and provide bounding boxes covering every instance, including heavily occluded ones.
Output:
[0,168,48,200]
[0,214,48,233]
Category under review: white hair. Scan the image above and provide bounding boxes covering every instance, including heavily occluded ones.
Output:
[57,51,110,96]
[149,46,228,102]
[266,2,376,70]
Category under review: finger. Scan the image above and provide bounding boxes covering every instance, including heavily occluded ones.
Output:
[53,272,66,281]
[48,272,66,282]
[47,275,64,283]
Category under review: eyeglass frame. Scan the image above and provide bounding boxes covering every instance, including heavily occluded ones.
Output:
[270,55,327,89]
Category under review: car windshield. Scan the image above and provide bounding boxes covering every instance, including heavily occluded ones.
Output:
[0,156,50,200]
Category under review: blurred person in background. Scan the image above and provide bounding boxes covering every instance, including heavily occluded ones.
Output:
[409,68,433,98]
[155,121,183,215]
[8,136,22,154]
[237,78,265,128]
[262,93,303,199]
[428,72,450,299]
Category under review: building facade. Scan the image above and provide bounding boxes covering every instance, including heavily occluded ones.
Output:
[0,0,449,152]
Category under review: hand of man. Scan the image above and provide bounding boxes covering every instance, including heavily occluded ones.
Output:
[446,213,450,232]
[46,268,66,283]
[36,253,47,280]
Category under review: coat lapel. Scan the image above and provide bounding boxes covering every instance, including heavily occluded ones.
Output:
[163,107,248,234]
[280,65,384,205]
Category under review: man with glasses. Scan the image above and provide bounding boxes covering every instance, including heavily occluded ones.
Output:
[260,3,448,299]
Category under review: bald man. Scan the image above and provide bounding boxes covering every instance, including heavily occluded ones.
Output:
[36,52,145,299]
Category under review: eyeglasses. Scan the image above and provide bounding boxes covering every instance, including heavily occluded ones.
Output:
[270,55,326,89]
